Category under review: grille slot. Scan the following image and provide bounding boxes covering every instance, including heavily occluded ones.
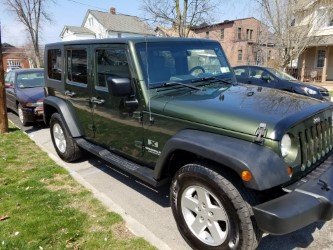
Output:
[299,117,333,170]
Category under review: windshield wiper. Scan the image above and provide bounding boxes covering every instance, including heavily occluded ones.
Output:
[163,81,203,90]
[192,76,235,86]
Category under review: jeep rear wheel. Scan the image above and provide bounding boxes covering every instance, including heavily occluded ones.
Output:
[170,163,261,250]
[50,113,82,162]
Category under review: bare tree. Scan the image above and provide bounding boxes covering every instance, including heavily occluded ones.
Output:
[258,0,333,69]
[0,24,8,134]
[141,0,218,37]
[4,0,52,67]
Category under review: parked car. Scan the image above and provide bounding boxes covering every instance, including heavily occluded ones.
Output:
[44,38,333,250]
[234,65,330,100]
[5,69,45,126]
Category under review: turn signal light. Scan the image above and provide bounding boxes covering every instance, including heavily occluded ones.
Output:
[287,166,293,176]
[241,170,252,182]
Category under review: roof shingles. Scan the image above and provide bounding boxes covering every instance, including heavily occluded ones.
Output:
[88,10,154,35]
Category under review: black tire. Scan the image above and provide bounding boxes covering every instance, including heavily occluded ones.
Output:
[170,163,261,250]
[50,113,82,162]
[18,104,29,126]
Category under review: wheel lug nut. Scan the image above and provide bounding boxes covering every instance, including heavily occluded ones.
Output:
[208,212,213,217]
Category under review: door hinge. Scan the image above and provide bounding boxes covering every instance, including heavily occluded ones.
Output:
[254,123,267,144]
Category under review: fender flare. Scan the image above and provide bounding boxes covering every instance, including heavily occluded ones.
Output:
[43,96,84,137]
[154,130,289,191]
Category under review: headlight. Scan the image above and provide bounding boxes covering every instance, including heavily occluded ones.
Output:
[281,134,292,158]
[303,87,317,95]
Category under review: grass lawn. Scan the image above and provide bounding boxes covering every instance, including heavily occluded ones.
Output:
[0,124,154,249]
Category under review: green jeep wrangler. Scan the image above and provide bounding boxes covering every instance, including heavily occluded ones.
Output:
[44,38,333,249]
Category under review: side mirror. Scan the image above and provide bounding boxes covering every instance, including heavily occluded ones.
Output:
[5,83,13,89]
[262,75,270,81]
[107,77,133,97]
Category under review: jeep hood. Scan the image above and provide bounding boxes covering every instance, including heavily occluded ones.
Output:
[150,84,332,140]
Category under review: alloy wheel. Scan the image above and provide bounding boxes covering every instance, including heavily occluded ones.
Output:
[53,123,67,153]
[181,185,230,246]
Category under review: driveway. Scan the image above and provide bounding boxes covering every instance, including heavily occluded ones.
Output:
[8,111,333,250]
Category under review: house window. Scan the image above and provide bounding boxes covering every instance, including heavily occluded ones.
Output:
[67,49,88,84]
[47,49,62,81]
[250,30,253,40]
[268,50,272,61]
[7,59,21,67]
[206,31,210,39]
[88,17,94,26]
[329,18,333,27]
[246,29,249,39]
[316,49,326,68]
[220,29,224,40]
[238,50,243,61]
[237,28,242,40]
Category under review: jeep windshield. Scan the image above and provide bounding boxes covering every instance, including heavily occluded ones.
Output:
[135,41,234,89]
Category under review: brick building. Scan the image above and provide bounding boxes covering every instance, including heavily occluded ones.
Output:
[2,43,30,72]
[192,17,276,67]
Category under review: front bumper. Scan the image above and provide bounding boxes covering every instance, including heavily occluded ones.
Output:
[22,107,44,122]
[253,154,333,235]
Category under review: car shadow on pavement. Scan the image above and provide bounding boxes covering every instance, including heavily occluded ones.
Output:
[258,221,325,249]
[86,156,171,208]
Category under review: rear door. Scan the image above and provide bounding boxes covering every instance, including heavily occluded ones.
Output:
[64,45,95,140]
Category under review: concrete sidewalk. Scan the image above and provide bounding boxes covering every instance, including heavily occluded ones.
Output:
[8,112,333,250]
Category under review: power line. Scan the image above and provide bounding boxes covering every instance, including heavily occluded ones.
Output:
[65,0,108,11]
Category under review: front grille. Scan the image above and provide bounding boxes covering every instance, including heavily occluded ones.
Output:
[299,117,333,170]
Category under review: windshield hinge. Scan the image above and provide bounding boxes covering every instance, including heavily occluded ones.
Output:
[254,123,267,144]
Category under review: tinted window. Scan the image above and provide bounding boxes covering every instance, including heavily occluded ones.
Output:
[47,49,62,80]
[249,68,272,81]
[67,49,87,84]
[96,48,129,89]
[234,67,248,77]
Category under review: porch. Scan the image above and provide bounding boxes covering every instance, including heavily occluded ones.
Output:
[297,45,333,83]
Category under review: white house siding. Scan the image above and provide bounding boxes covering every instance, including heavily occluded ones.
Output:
[62,33,95,41]
[83,13,108,38]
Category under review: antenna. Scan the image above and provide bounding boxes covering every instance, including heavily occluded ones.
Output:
[144,36,154,124]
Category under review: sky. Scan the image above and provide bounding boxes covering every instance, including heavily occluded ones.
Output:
[0,0,260,46]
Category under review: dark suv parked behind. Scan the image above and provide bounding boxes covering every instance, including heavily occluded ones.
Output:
[44,38,333,250]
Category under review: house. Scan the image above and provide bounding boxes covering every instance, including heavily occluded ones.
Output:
[155,26,198,38]
[2,43,30,72]
[60,7,155,41]
[296,1,333,82]
[192,17,276,67]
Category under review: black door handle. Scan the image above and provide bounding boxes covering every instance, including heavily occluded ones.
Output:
[65,90,76,97]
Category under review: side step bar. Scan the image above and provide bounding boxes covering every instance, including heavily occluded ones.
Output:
[75,138,167,187]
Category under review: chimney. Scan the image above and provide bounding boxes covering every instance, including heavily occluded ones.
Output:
[110,7,116,15]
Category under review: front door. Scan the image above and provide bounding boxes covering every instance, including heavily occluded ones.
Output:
[90,44,144,161]
[64,45,94,140]
[5,71,16,110]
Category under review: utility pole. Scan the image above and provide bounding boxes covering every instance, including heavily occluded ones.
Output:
[0,21,8,133]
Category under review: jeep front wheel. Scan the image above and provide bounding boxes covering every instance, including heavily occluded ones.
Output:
[170,163,261,250]
[50,113,82,162]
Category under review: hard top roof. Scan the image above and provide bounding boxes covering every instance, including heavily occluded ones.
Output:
[45,37,218,47]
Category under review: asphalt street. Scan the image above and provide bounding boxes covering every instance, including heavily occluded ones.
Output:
[7,111,333,250]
